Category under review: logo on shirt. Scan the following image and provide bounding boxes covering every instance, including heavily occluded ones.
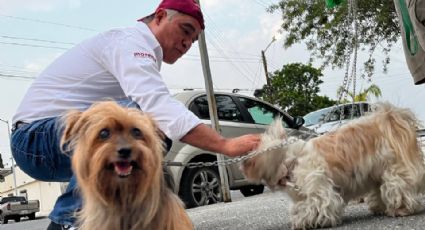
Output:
[134,52,157,63]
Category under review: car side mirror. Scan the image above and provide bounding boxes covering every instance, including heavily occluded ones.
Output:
[293,116,305,128]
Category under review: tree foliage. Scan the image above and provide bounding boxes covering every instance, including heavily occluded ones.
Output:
[268,0,399,77]
[257,63,336,116]
[337,83,382,102]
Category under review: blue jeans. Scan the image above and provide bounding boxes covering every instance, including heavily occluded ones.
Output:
[10,99,171,225]
[11,117,78,225]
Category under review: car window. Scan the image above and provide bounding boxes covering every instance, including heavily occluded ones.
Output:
[361,103,371,114]
[237,97,289,127]
[344,104,361,119]
[0,196,25,204]
[188,95,244,122]
[326,104,360,122]
[304,104,366,126]
[303,107,332,126]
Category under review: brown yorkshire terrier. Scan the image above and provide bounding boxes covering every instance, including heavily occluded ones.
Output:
[241,102,425,229]
[61,101,193,230]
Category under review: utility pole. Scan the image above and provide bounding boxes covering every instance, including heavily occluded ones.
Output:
[261,36,276,88]
[195,0,232,203]
[261,50,270,87]
[0,118,18,196]
[0,152,4,168]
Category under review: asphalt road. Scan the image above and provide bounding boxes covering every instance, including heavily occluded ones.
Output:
[188,191,425,230]
[2,191,425,230]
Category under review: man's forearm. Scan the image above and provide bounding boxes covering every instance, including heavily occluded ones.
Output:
[180,124,260,157]
[180,124,226,154]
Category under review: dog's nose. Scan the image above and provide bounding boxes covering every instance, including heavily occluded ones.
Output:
[118,148,132,159]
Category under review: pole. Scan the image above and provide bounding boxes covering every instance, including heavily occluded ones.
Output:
[0,119,18,196]
[195,0,232,203]
[261,37,276,92]
[261,50,270,87]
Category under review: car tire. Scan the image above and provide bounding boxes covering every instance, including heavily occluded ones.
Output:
[28,213,36,220]
[14,217,20,222]
[0,215,7,224]
[180,167,222,208]
[240,184,265,197]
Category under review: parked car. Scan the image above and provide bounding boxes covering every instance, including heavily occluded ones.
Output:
[303,102,371,134]
[166,91,316,208]
[0,196,40,224]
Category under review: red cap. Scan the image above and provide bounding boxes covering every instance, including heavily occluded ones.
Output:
[139,0,205,30]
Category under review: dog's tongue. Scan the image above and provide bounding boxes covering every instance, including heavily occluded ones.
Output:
[114,161,133,177]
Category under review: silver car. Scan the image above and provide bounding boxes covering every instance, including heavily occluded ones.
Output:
[166,91,314,208]
[303,102,371,134]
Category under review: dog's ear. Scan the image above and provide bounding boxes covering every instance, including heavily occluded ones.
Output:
[267,117,287,140]
[60,110,83,151]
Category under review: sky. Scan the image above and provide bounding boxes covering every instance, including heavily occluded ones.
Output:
[1,0,425,166]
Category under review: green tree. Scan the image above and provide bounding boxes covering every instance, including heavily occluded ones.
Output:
[268,0,398,77]
[337,83,382,102]
[257,63,336,116]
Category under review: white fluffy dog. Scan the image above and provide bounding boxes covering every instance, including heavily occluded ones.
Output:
[241,102,425,229]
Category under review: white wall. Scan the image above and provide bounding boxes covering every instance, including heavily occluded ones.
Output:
[0,166,62,216]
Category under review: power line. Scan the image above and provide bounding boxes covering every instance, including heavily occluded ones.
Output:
[185,54,260,61]
[0,35,75,45]
[167,86,257,92]
[0,41,68,50]
[182,57,263,63]
[0,73,35,80]
[0,13,97,32]
[0,69,38,76]
[251,0,269,8]
[204,13,258,85]
[192,44,261,58]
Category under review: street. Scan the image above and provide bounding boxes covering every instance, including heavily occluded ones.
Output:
[2,190,425,230]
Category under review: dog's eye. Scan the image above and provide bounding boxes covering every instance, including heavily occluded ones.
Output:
[131,128,143,139]
[99,128,110,140]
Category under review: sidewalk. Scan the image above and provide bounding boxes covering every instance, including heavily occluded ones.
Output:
[3,191,425,229]
[187,191,425,230]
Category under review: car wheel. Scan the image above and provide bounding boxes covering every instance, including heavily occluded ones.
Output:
[14,217,20,222]
[28,213,36,220]
[180,167,222,208]
[1,216,8,224]
[240,184,265,197]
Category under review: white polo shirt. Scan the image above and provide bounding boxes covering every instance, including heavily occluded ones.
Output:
[13,22,201,140]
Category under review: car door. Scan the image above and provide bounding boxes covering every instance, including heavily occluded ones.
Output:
[231,96,299,182]
[188,94,258,137]
[236,96,293,129]
[188,94,260,186]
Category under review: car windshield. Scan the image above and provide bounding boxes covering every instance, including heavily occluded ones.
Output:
[303,107,333,127]
[0,196,25,204]
[303,103,368,127]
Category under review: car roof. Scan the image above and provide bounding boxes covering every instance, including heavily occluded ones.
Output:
[304,101,370,116]
[173,90,293,119]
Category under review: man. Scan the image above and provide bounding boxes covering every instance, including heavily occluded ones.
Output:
[394,0,425,85]
[10,0,260,229]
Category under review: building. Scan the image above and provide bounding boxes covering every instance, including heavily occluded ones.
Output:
[0,166,63,216]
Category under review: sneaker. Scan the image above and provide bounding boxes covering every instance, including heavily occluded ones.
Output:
[47,221,77,230]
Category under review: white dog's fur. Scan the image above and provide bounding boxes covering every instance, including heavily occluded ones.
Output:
[241,102,425,229]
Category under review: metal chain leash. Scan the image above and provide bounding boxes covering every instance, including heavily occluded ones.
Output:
[313,0,358,132]
[163,135,303,169]
[348,0,358,121]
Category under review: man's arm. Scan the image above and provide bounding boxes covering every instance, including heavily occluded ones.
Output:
[180,123,260,157]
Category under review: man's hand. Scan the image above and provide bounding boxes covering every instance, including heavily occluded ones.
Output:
[221,134,260,157]
[180,124,260,157]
